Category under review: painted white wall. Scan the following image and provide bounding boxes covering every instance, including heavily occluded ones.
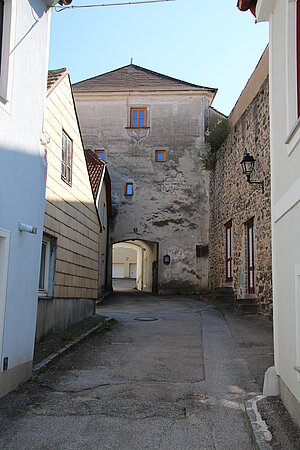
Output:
[112,240,157,292]
[0,0,50,396]
[257,0,300,423]
[112,244,137,278]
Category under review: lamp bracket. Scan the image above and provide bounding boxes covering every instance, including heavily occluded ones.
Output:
[247,179,264,194]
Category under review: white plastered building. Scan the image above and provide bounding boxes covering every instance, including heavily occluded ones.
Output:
[253,0,300,427]
[0,0,66,398]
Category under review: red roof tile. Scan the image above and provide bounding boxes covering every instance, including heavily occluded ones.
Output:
[237,0,257,16]
[84,149,105,200]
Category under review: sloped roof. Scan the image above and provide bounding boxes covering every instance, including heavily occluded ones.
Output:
[237,0,257,16]
[84,149,105,200]
[72,64,217,95]
[47,68,68,95]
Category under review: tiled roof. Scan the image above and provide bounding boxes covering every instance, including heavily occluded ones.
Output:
[237,0,257,16]
[47,68,68,95]
[72,64,217,94]
[84,149,105,200]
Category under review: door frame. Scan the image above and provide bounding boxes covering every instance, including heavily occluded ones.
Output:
[0,227,10,370]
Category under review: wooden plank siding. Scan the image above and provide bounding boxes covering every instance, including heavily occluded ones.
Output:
[44,74,100,299]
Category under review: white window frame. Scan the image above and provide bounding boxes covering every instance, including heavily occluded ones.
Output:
[102,202,106,229]
[0,227,10,371]
[61,130,73,185]
[285,0,300,155]
[0,0,15,110]
[39,237,50,297]
[295,264,300,381]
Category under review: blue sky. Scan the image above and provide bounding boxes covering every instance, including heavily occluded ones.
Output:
[49,0,268,115]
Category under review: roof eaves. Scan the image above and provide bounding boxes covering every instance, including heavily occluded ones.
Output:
[209,105,228,119]
[47,68,68,96]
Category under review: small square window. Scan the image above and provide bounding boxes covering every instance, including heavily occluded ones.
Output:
[130,108,147,128]
[155,150,166,162]
[125,182,133,196]
[96,149,105,160]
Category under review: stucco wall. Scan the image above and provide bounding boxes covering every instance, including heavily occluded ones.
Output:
[43,74,100,300]
[113,245,137,278]
[209,77,272,314]
[260,0,300,425]
[0,1,50,397]
[75,92,211,294]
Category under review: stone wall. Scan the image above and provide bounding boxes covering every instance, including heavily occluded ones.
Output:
[75,92,211,294]
[209,77,272,314]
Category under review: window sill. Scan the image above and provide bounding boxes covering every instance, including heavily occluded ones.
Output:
[243,293,256,300]
[285,117,300,156]
[61,175,72,187]
[38,292,51,299]
[125,127,150,130]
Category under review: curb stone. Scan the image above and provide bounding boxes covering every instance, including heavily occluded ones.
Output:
[244,395,273,450]
[32,318,113,375]
[96,291,112,306]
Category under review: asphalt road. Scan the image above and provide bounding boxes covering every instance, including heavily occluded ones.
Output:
[0,293,261,449]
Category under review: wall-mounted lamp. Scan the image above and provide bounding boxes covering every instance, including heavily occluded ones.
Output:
[240,152,264,194]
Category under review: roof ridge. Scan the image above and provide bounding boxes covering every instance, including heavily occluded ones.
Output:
[128,64,217,92]
[72,63,217,93]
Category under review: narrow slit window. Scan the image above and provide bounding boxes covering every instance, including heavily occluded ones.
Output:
[130,108,147,128]
[155,150,166,162]
[126,182,133,196]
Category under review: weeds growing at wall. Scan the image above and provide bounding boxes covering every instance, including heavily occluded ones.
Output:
[198,119,230,171]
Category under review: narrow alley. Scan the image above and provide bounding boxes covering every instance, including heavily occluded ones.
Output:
[0,293,273,450]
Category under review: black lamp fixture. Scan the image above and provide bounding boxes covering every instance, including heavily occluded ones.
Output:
[240,152,264,193]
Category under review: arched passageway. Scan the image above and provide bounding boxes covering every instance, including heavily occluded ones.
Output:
[112,240,158,293]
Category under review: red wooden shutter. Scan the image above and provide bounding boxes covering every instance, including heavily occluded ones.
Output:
[246,219,255,294]
[225,221,233,282]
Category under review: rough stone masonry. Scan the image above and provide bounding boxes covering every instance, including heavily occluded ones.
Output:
[73,64,217,294]
[209,77,272,314]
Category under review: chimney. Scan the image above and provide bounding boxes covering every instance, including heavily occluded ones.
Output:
[130,58,134,65]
